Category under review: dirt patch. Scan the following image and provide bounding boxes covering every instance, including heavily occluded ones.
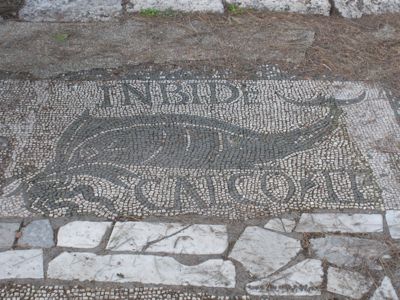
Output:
[0,11,399,93]
[126,11,400,95]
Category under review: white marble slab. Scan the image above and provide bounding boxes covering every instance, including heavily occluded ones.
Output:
[0,249,43,279]
[327,267,373,299]
[310,236,388,269]
[57,221,112,248]
[371,276,399,300]
[264,218,296,232]
[18,219,54,248]
[225,0,330,15]
[48,252,235,288]
[106,222,228,255]
[229,226,301,278]
[334,0,400,18]
[386,210,400,239]
[295,213,383,233]
[246,259,323,296]
[20,0,121,22]
[0,222,19,249]
[127,0,224,13]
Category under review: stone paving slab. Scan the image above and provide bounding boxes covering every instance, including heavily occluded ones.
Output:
[127,0,224,13]
[334,0,400,18]
[225,0,331,16]
[386,210,400,239]
[0,222,19,249]
[0,215,398,298]
[371,276,399,300]
[327,267,374,299]
[310,236,388,269]
[57,221,112,248]
[229,226,301,278]
[107,222,228,254]
[20,0,121,22]
[0,249,44,280]
[295,213,384,233]
[18,219,54,248]
[48,252,236,287]
[8,0,400,19]
[264,217,296,232]
[246,259,324,296]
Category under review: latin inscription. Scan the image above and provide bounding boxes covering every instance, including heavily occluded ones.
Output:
[0,77,384,219]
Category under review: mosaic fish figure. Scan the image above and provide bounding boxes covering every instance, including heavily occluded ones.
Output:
[24,95,351,215]
[44,107,340,173]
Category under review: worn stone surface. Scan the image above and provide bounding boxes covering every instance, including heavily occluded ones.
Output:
[107,222,228,254]
[18,219,54,248]
[20,0,121,22]
[0,249,43,279]
[48,252,235,287]
[0,222,19,249]
[57,221,111,248]
[371,276,399,300]
[386,210,400,239]
[296,213,384,233]
[327,267,373,299]
[338,85,400,209]
[226,0,331,15]
[334,0,400,18]
[264,218,296,232]
[229,226,301,278]
[310,236,388,269]
[246,259,323,296]
[0,22,314,78]
[127,0,224,13]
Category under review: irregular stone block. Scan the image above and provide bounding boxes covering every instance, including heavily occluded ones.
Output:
[327,267,373,299]
[334,0,400,18]
[295,213,383,233]
[225,0,331,15]
[18,219,54,248]
[371,276,399,300]
[386,210,400,239]
[229,226,301,278]
[246,259,323,296]
[57,221,111,248]
[310,236,388,269]
[20,0,121,22]
[0,222,19,249]
[48,252,235,288]
[0,249,43,279]
[107,222,228,254]
[264,218,296,232]
[127,0,224,13]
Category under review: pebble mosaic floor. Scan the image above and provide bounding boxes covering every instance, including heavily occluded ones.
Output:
[0,68,400,299]
[0,70,399,219]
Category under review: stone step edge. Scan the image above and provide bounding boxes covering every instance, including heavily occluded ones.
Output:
[6,0,400,21]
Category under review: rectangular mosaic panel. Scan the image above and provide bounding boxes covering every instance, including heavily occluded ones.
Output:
[0,77,399,219]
